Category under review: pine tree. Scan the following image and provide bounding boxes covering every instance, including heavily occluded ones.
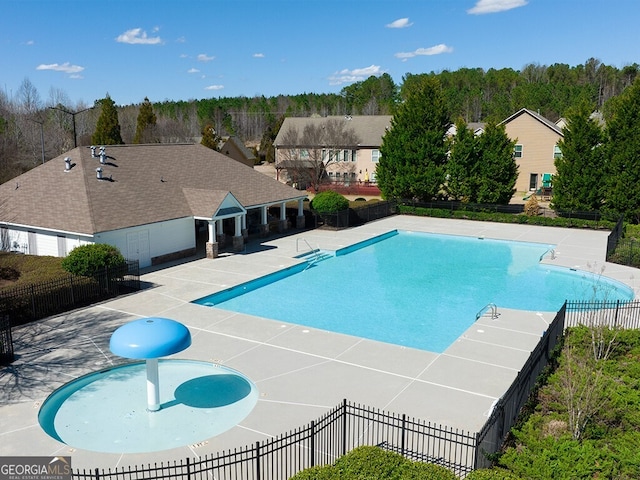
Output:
[475,122,518,204]
[201,124,221,151]
[551,102,605,212]
[91,95,123,145]
[377,75,449,201]
[133,97,157,144]
[445,118,480,201]
[605,78,640,222]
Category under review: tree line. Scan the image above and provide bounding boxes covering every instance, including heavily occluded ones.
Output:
[1,58,638,184]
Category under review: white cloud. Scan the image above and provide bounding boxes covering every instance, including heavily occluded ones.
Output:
[394,44,453,61]
[176,36,186,43]
[205,84,224,91]
[187,68,200,74]
[386,18,413,28]
[197,53,215,62]
[180,53,189,58]
[69,74,83,79]
[36,62,85,74]
[116,28,162,45]
[253,53,265,58]
[467,0,527,15]
[329,65,383,86]
[26,40,35,46]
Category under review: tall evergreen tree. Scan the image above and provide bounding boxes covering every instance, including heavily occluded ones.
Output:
[445,118,480,201]
[604,78,640,222]
[376,75,449,201]
[91,95,123,145]
[551,102,605,212]
[133,97,157,144]
[475,122,518,204]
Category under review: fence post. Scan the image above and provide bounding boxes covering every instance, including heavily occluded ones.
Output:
[94,467,100,480]
[186,457,190,480]
[310,420,316,467]
[342,399,348,456]
[69,274,75,304]
[615,299,620,327]
[400,414,406,457]
[255,441,261,480]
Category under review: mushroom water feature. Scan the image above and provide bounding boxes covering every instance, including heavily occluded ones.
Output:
[109,317,192,412]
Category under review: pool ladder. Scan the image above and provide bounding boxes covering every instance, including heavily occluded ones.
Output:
[296,238,321,270]
[476,303,499,320]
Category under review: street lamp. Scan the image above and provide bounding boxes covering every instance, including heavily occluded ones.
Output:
[48,106,94,148]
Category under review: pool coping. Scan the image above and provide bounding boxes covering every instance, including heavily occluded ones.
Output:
[2,215,638,472]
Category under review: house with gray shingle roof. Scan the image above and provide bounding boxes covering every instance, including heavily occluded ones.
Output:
[499,108,564,194]
[273,115,392,188]
[0,143,307,267]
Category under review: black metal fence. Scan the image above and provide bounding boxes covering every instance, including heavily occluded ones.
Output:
[475,304,566,469]
[72,400,477,480]
[606,215,625,259]
[0,261,140,326]
[0,314,13,365]
[565,299,640,330]
[313,200,398,229]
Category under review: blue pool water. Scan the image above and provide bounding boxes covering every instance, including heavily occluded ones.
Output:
[194,231,633,353]
[39,360,258,453]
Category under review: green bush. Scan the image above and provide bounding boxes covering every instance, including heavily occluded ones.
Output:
[466,468,523,480]
[310,190,349,214]
[290,446,457,480]
[61,244,125,277]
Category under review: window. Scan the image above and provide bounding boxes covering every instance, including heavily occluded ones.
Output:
[351,149,357,162]
[351,172,356,179]
[300,149,309,160]
[343,149,350,162]
[371,149,380,163]
[553,145,562,159]
[529,173,538,191]
[514,145,523,158]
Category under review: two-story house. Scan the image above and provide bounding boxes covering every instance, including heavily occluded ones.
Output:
[273,115,392,189]
[499,108,564,194]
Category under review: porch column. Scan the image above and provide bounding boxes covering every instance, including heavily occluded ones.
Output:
[205,220,218,259]
[241,213,248,240]
[278,202,288,233]
[216,218,226,247]
[259,205,269,237]
[233,215,244,252]
[296,198,305,229]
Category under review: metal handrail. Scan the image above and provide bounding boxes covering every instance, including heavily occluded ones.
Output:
[476,303,499,320]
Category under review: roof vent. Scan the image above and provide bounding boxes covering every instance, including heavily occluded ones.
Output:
[345,115,352,120]
[90,146,96,158]
[99,146,106,157]
[64,157,72,172]
[100,151,106,164]
[96,167,103,180]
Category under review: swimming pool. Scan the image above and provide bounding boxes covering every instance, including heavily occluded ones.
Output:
[194,231,634,353]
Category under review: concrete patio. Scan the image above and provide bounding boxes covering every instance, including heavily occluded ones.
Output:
[1,215,638,472]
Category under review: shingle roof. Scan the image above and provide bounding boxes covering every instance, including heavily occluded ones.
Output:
[499,108,564,136]
[274,115,392,148]
[0,144,305,235]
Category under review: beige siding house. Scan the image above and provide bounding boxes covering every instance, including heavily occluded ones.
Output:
[500,108,564,194]
[273,115,392,188]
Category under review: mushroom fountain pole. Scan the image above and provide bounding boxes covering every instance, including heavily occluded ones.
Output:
[110,318,192,412]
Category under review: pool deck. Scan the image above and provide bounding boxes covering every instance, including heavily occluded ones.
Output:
[2,216,638,471]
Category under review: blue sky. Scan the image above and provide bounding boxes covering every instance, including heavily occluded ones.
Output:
[2,0,639,107]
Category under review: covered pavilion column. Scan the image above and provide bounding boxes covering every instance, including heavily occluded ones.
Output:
[232,215,244,252]
[296,198,305,229]
[216,218,225,248]
[278,202,288,233]
[259,205,269,237]
[205,220,218,259]
[241,213,248,240]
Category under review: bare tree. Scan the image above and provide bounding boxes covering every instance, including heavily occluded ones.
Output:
[278,118,360,191]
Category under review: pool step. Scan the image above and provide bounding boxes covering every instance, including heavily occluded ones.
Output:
[298,249,335,265]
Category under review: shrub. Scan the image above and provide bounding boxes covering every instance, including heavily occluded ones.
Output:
[310,190,349,214]
[61,244,125,277]
[290,446,457,480]
[524,195,540,216]
[466,468,523,480]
